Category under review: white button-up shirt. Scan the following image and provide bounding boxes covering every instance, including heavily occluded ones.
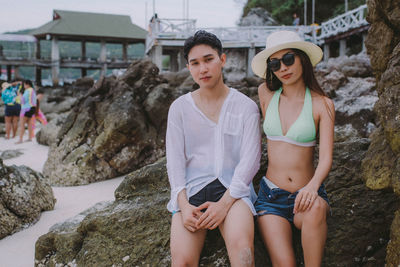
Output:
[166,88,261,215]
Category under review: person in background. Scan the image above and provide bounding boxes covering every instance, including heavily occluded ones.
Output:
[293,12,300,26]
[16,79,37,144]
[1,82,20,139]
[251,30,335,266]
[30,86,48,139]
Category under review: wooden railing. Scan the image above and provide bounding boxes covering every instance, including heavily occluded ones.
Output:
[146,4,368,51]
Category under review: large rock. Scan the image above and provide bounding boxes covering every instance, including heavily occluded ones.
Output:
[315,54,378,138]
[35,137,398,266]
[238,7,278,26]
[0,159,55,239]
[362,0,400,265]
[43,60,176,185]
[36,113,68,146]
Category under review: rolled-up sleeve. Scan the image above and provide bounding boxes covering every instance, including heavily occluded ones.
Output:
[166,101,186,212]
[229,106,261,199]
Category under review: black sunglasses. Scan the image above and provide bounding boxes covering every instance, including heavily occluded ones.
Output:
[267,53,296,72]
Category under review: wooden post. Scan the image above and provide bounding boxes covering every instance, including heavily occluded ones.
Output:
[151,45,162,71]
[178,48,186,71]
[7,65,12,81]
[14,66,20,79]
[122,42,128,61]
[339,39,346,57]
[51,36,60,86]
[169,50,179,72]
[100,40,107,77]
[324,43,330,61]
[81,68,87,78]
[362,33,367,52]
[81,40,86,60]
[247,45,255,77]
[35,39,42,86]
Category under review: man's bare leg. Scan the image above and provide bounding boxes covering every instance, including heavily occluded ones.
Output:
[219,200,254,267]
[171,212,207,267]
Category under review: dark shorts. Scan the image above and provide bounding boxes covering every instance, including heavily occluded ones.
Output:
[24,107,36,118]
[188,179,227,208]
[5,104,21,117]
[254,177,330,223]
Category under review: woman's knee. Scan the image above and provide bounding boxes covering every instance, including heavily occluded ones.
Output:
[303,198,328,225]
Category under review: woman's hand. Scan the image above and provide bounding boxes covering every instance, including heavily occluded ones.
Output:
[294,183,319,213]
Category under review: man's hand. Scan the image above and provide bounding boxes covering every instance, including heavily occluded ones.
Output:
[180,203,203,232]
[194,190,236,230]
[194,201,229,230]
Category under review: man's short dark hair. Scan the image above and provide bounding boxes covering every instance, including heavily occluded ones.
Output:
[183,30,223,62]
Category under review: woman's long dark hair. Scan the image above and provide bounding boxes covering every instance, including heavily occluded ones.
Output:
[265,48,326,97]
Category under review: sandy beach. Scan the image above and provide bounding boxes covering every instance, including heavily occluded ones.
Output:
[0,134,124,267]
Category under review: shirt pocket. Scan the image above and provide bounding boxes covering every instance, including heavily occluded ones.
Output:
[223,112,243,136]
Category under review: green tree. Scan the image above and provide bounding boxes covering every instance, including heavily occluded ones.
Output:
[242,0,366,25]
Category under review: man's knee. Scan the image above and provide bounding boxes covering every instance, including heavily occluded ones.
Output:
[171,254,197,267]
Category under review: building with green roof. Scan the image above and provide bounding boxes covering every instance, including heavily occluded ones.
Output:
[30,10,147,85]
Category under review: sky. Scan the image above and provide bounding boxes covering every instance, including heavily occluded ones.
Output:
[0,0,247,34]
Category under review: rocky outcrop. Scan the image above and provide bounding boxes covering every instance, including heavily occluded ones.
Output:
[36,113,68,146]
[43,60,176,185]
[361,0,400,265]
[33,33,396,265]
[238,7,278,26]
[316,53,378,138]
[35,137,398,266]
[0,159,55,239]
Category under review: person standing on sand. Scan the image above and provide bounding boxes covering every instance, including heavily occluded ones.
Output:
[16,80,37,144]
[166,30,261,266]
[30,86,48,139]
[1,82,20,139]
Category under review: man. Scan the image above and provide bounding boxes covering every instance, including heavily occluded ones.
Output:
[166,30,261,266]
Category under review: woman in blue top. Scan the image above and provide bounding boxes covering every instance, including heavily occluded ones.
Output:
[1,82,21,139]
[16,80,37,144]
[251,31,335,265]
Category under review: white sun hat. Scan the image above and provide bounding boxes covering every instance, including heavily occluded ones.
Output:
[251,30,323,78]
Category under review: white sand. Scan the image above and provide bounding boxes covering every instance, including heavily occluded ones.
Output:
[0,134,124,267]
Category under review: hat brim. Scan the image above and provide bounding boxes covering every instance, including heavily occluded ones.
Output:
[251,41,323,79]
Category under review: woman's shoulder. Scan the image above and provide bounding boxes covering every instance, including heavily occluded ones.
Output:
[258,83,274,99]
[311,91,335,116]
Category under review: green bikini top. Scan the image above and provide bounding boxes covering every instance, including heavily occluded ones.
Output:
[263,87,316,147]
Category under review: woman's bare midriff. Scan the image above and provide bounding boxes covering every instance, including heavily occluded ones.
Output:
[266,140,315,193]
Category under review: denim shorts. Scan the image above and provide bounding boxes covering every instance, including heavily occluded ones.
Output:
[189,179,227,208]
[254,177,330,223]
[5,104,21,117]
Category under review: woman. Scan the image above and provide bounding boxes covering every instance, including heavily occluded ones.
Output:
[251,30,335,266]
[16,79,37,144]
[30,86,48,139]
[1,82,20,139]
